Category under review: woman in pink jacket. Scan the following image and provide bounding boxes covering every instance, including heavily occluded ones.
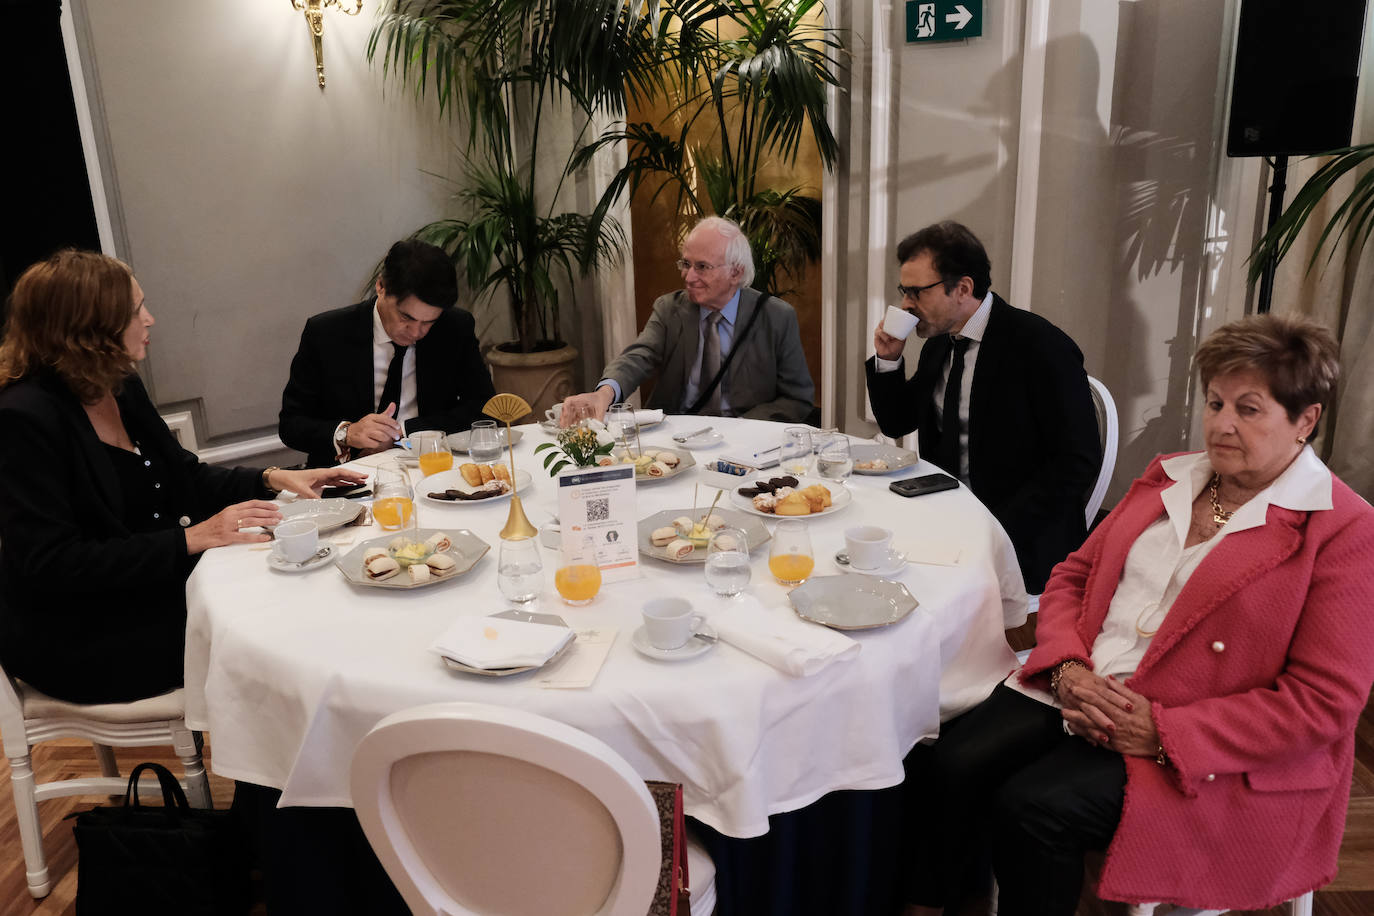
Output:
[903,315,1374,916]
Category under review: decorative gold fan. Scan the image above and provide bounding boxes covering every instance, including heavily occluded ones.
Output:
[483,394,537,540]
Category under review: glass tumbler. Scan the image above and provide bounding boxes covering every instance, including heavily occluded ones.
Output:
[816,434,853,485]
[467,420,503,465]
[780,427,813,477]
[413,430,453,477]
[705,526,751,597]
[768,520,814,586]
[555,533,602,605]
[372,462,415,531]
[497,536,543,605]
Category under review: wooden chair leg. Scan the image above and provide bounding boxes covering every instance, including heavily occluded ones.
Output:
[8,753,52,898]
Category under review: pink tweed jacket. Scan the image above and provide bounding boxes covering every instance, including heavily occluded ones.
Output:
[1022,453,1374,909]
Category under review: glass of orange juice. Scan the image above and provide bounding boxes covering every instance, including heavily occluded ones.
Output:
[554,533,602,605]
[768,520,814,586]
[372,462,415,531]
[413,430,453,477]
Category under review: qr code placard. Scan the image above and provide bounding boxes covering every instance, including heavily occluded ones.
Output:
[586,497,610,522]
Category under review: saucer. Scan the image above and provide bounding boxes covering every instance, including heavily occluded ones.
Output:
[676,430,724,450]
[631,624,717,661]
[268,544,335,573]
[836,549,906,578]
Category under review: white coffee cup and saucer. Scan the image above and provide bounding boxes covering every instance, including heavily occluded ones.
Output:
[267,519,333,573]
[836,526,906,577]
[631,597,717,661]
[882,305,919,341]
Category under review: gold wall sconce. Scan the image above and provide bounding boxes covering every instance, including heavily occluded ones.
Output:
[290,0,363,89]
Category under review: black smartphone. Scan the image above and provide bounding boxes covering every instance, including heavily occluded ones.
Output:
[320,485,372,500]
[889,473,960,498]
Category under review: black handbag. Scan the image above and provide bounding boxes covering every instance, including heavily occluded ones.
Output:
[69,762,250,916]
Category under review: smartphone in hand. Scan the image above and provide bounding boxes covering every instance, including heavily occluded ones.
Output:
[889,473,960,498]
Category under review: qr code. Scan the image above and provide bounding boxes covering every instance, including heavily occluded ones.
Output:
[586,497,610,522]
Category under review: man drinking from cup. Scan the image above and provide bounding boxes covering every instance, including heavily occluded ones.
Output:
[866,221,1100,593]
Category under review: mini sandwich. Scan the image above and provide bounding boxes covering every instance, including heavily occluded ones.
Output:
[672,516,694,535]
[701,515,728,531]
[664,538,694,559]
[364,554,400,581]
[407,563,431,584]
[645,461,669,477]
[363,546,388,562]
[424,531,453,553]
[650,526,678,547]
[712,533,740,551]
[426,553,457,576]
[655,450,680,468]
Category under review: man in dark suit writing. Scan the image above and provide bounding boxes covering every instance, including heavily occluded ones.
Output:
[558,216,815,425]
[279,239,496,467]
[866,221,1100,593]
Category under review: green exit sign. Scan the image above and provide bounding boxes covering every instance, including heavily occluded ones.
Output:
[906,1,983,42]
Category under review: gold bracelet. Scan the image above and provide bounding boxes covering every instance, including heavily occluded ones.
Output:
[1050,659,1088,700]
[262,466,281,495]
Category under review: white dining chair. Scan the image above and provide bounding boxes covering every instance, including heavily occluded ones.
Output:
[350,701,706,916]
[1084,375,1119,528]
[0,660,211,898]
[1127,891,1313,916]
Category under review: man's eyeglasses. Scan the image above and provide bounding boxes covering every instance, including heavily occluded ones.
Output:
[676,259,723,275]
[896,279,945,301]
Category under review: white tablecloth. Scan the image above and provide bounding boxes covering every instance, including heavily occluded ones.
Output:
[184,417,1024,838]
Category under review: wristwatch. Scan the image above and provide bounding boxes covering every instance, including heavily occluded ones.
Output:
[333,421,352,458]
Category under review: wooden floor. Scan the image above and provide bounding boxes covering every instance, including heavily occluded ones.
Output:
[0,706,1371,915]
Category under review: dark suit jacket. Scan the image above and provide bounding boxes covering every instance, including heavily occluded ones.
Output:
[0,372,265,702]
[865,294,1101,592]
[603,288,815,422]
[278,301,496,467]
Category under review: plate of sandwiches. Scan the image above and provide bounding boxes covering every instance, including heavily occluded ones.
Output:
[422,464,532,504]
[597,445,695,482]
[336,528,489,589]
[728,475,851,519]
[637,508,771,564]
[849,443,919,475]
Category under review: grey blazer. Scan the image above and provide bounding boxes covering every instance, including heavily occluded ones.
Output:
[602,288,815,422]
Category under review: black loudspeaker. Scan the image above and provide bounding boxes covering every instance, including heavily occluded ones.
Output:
[1226,0,1369,157]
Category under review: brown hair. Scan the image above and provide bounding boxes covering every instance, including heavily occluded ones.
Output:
[1195,314,1340,427]
[0,250,137,402]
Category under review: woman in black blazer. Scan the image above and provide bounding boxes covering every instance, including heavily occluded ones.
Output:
[0,250,363,703]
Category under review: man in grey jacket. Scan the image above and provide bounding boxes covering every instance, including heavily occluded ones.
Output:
[558,217,815,425]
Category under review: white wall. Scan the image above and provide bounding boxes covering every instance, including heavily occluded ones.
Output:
[75,0,460,445]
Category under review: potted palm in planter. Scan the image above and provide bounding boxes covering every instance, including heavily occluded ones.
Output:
[367,0,664,415]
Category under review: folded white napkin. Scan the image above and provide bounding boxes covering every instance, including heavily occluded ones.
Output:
[431,616,575,670]
[635,408,666,425]
[895,537,962,566]
[703,592,860,677]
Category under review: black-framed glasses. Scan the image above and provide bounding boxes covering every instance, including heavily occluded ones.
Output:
[896,279,945,301]
[676,258,722,274]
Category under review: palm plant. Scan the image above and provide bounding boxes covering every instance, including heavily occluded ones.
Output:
[367,0,667,352]
[1248,144,1374,283]
[578,0,843,296]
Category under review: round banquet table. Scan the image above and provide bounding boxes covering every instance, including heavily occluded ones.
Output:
[184,416,1027,913]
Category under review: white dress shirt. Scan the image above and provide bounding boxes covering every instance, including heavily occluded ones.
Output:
[372,303,418,426]
[874,291,993,481]
[1010,445,1333,706]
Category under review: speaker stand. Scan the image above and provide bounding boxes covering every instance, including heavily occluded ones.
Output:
[1255,154,1288,314]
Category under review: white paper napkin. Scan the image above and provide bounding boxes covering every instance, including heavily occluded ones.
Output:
[635,409,666,425]
[703,592,860,677]
[896,538,962,566]
[430,617,575,670]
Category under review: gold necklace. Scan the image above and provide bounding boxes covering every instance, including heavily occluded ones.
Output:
[1134,604,1161,638]
[1208,473,1235,527]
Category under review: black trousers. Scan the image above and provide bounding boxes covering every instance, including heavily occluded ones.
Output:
[904,684,1127,916]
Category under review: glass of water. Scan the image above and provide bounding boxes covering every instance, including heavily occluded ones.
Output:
[497,536,543,605]
[816,434,853,486]
[780,427,813,477]
[606,403,638,457]
[468,420,503,464]
[704,527,751,597]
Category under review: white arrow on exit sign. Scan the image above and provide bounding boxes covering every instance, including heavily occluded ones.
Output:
[945,4,973,29]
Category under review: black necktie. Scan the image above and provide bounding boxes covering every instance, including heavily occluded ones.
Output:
[378,342,406,415]
[937,336,969,477]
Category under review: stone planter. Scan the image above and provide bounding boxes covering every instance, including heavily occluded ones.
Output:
[485,343,579,421]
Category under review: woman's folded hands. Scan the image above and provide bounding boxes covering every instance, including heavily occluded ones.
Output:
[1059,666,1160,757]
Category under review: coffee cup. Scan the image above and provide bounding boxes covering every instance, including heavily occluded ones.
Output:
[882,305,919,341]
[544,403,564,424]
[844,525,893,571]
[642,597,706,650]
[274,519,319,564]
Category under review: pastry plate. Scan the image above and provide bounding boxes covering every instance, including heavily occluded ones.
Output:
[267,544,336,573]
[611,444,696,483]
[336,528,489,589]
[540,414,664,436]
[276,498,364,534]
[788,575,918,630]
[850,443,919,475]
[727,476,852,519]
[637,508,770,564]
[421,468,532,505]
[445,427,523,454]
[631,624,717,661]
[440,610,574,677]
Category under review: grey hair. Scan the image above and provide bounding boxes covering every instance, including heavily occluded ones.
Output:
[689,216,755,289]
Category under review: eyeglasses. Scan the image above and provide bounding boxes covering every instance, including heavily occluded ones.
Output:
[676,259,723,275]
[896,279,945,301]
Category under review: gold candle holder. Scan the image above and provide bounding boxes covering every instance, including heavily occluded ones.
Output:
[483,394,537,540]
